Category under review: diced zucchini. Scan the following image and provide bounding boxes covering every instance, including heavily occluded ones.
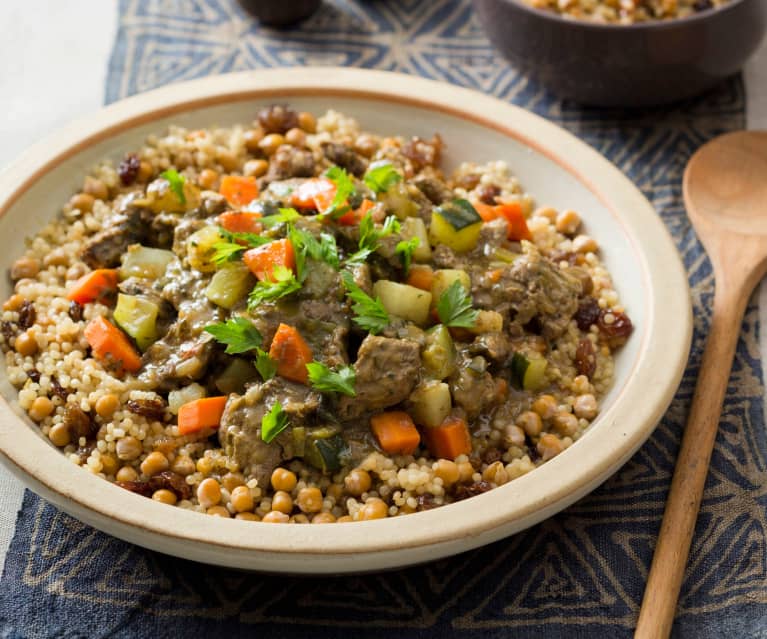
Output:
[379,182,419,219]
[400,217,432,262]
[510,352,548,391]
[431,269,471,302]
[113,293,159,351]
[422,324,457,380]
[372,280,432,326]
[186,225,227,273]
[409,381,452,428]
[469,310,504,334]
[168,383,206,415]
[205,263,255,309]
[145,176,201,213]
[120,245,175,280]
[492,248,519,263]
[304,427,349,473]
[292,426,306,457]
[214,358,260,395]
[429,200,482,253]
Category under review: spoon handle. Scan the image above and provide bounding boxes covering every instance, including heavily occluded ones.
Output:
[635,284,749,639]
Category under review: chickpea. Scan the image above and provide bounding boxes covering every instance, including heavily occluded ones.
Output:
[3,294,25,311]
[532,395,558,420]
[243,127,265,153]
[197,168,219,190]
[10,257,40,280]
[552,412,578,437]
[174,151,193,170]
[100,453,119,476]
[285,127,306,147]
[116,466,138,482]
[433,459,459,486]
[28,397,53,422]
[243,159,268,178]
[271,467,297,492]
[516,411,542,437]
[573,234,598,254]
[207,506,231,518]
[115,436,142,461]
[258,133,285,156]
[14,332,38,357]
[354,134,378,158]
[152,489,177,505]
[68,192,95,213]
[504,424,526,447]
[219,472,243,492]
[137,160,154,182]
[574,394,598,420]
[48,423,70,447]
[271,490,293,514]
[344,469,371,497]
[291,514,310,524]
[483,461,510,486]
[312,512,336,524]
[196,456,214,475]
[359,498,388,520]
[325,484,343,501]
[235,512,260,521]
[262,510,290,523]
[296,486,323,513]
[216,150,240,172]
[83,177,109,201]
[457,461,474,483]
[533,206,558,222]
[95,393,119,419]
[140,451,169,477]
[337,515,354,523]
[537,433,564,461]
[555,209,581,235]
[297,111,316,133]
[230,485,255,513]
[170,455,195,476]
[197,478,221,508]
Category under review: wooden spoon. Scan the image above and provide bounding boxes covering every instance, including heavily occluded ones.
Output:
[636,131,767,638]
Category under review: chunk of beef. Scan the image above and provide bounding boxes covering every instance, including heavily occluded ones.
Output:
[337,335,420,420]
[80,207,146,269]
[414,176,453,206]
[467,332,512,365]
[322,142,367,177]
[471,218,508,259]
[199,191,228,217]
[218,378,321,486]
[448,354,500,420]
[171,218,206,260]
[263,145,316,184]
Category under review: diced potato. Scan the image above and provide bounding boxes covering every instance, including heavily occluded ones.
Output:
[429,211,482,253]
[145,176,201,213]
[205,263,255,309]
[168,383,207,415]
[379,182,419,219]
[431,269,471,302]
[422,324,457,380]
[409,381,452,428]
[372,280,432,326]
[186,226,227,273]
[120,245,175,280]
[113,293,159,351]
[400,217,432,262]
[469,310,504,334]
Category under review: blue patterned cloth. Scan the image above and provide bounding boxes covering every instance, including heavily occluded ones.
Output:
[1,1,764,637]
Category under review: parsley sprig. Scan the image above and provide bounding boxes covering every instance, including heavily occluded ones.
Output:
[436,280,479,328]
[363,161,402,194]
[395,237,420,276]
[306,362,356,396]
[248,265,302,309]
[160,169,186,205]
[319,166,356,220]
[346,213,401,266]
[204,317,262,354]
[289,227,340,282]
[341,271,390,335]
[260,207,300,228]
[255,350,277,381]
[211,229,272,265]
[261,402,290,443]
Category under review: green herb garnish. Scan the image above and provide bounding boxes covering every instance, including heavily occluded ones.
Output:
[255,348,277,381]
[346,214,401,266]
[306,362,356,397]
[204,317,262,354]
[160,169,186,205]
[364,161,402,194]
[289,227,340,281]
[436,280,479,328]
[395,237,420,276]
[211,229,272,265]
[260,207,301,228]
[341,270,390,335]
[247,265,302,309]
[261,402,290,443]
[319,166,356,220]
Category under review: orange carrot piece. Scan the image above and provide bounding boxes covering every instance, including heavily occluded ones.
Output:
[177,396,228,435]
[473,201,498,223]
[83,316,142,375]
[423,415,472,460]
[268,323,313,384]
[495,203,532,241]
[406,264,435,291]
[291,178,336,209]
[487,268,504,284]
[370,411,421,455]
[336,198,374,226]
[66,269,118,304]
[242,238,295,281]
[217,211,263,235]
[219,175,259,207]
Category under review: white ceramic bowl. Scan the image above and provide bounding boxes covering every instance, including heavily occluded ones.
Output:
[0,68,691,573]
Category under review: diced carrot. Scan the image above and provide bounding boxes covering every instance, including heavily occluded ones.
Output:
[473,201,498,223]
[495,203,532,241]
[487,268,504,284]
[66,269,118,304]
[177,396,228,435]
[242,238,295,281]
[406,264,435,291]
[336,198,374,226]
[370,411,421,455]
[423,415,472,460]
[219,175,259,207]
[217,211,263,235]
[290,178,336,209]
[268,323,313,384]
[83,316,142,375]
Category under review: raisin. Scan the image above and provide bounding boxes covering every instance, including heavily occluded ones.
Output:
[64,404,96,440]
[68,301,83,322]
[476,184,501,205]
[454,480,493,501]
[126,398,166,422]
[527,443,541,462]
[597,309,634,347]
[75,443,96,463]
[18,301,36,330]
[416,494,438,511]
[574,297,601,331]
[402,134,443,172]
[1,321,17,344]
[50,376,68,401]
[116,481,152,497]
[26,369,40,383]
[693,0,712,9]
[118,153,141,186]
[257,105,299,134]
[575,338,596,378]
[482,447,502,465]
[148,471,191,500]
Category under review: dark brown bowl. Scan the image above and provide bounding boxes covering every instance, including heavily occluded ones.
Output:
[472,0,767,106]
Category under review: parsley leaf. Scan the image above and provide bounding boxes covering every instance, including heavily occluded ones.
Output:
[255,348,277,381]
[306,362,356,397]
[261,402,290,443]
[320,166,355,220]
[212,229,272,265]
[260,207,301,228]
[436,280,479,328]
[160,169,186,205]
[341,270,390,335]
[395,237,420,276]
[346,214,401,266]
[247,265,302,309]
[364,161,402,194]
[211,241,247,265]
[204,317,262,354]
[289,227,340,282]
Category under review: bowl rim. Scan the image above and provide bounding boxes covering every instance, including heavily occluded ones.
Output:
[0,67,692,569]
[473,0,746,30]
